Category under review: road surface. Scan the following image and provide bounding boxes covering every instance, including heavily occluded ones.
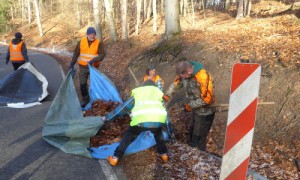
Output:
[0,45,126,180]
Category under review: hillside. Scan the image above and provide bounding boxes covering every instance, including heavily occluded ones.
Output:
[2,1,299,179]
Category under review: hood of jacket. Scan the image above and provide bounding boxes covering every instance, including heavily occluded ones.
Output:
[11,38,22,45]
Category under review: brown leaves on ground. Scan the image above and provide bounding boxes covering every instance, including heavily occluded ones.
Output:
[85,100,130,147]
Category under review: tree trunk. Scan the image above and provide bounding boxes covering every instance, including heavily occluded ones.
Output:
[11,7,14,21]
[76,0,81,28]
[33,0,43,36]
[201,0,206,18]
[225,0,230,10]
[104,0,118,41]
[93,0,103,41]
[135,0,142,35]
[153,0,157,32]
[236,0,247,19]
[146,0,152,19]
[165,0,180,38]
[246,0,252,17]
[143,0,147,20]
[191,0,195,25]
[27,0,31,24]
[21,0,24,26]
[180,0,183,15]
[121,0,128,40]
[183,0,188,17]
[160,0,164,15]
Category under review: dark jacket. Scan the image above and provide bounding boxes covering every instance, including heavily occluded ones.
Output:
[6,38,29,64]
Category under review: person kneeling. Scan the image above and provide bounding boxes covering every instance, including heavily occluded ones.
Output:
[103,80,169,166]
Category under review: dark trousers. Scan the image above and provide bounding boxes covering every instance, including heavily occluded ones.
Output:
[114,126,168,159]
[12,62,25,71]
[189,112,215,151]
[79,66,90,104]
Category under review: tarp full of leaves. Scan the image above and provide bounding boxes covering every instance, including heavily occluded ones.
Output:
[42,66,122,158]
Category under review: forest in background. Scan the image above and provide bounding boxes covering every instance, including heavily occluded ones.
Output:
[0,0,299,179]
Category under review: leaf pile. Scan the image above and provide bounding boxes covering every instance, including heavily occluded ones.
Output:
[84,100,131,147]
[84,100,119,116]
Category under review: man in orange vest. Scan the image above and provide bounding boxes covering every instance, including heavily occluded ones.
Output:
[165,61,216,151]
[5,32,29,71]
[69,27,106,108]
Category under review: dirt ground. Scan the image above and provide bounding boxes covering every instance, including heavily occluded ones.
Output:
[5,1,300,179]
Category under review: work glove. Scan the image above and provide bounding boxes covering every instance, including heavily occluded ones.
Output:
[184,103,192,112]
[69,64,75,78]
[101,116,106,122]
[169,133,176,144]
[6,59,9,64]
[163,94,170,102]
[88,59,95,65]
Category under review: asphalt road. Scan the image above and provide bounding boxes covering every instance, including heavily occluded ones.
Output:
[0,45,126,180]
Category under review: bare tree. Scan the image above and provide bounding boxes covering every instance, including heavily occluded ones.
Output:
[135,0,142,35]
[93,0,103,40]
[191,0,195,25]
[27,0,31,24]
[146,0,152,19]
[153,0,157,32]
[104,0,118,41]
[165,0,180,38]
[33,0,43,36]
[143,0,147,20]
[236,0,251,19]
[160,0,164,15]
[225,0,230,10]
[21,0,24,26]
[121,0,128,40]
[76,0,82,28]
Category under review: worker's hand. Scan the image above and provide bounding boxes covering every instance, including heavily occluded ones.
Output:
[5,59,9,64]
[163,94,170,102]
[184,103,192,112]
[101,116,106,121]
[169,133,176,144]
[173,76,181,85]
[69,67,75,78]
[105,112,114,121]
[88,60,95,65]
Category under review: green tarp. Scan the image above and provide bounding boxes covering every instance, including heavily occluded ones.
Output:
[42,72,103,158]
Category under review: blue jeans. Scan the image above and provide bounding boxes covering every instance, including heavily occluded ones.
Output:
[114,125,168,159]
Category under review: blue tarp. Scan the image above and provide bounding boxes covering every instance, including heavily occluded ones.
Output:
[90,131,168,159]
[84,65,122,110]
[0,62,48,108]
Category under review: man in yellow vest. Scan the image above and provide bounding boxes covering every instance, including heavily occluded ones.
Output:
[104,80,169,166]
[143,64,175,142]
[5,32,29,71]
[165,61,216,151]
[69,27,106,107]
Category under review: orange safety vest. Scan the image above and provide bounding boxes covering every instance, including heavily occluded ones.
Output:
[9,41,25,62]
[143,75,164,86]
[194,69,214,104]
[78,37,100,67]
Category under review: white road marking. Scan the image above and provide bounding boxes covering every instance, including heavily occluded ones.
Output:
[98,159,118,180]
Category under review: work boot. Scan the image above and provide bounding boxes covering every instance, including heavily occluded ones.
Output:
[107,156,118,166]
[161,154,169,163]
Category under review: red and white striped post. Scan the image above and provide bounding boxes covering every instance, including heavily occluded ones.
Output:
[220,63,261,180]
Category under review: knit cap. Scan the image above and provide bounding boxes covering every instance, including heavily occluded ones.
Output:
[15,32,22,39]
[86,27,96,35]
